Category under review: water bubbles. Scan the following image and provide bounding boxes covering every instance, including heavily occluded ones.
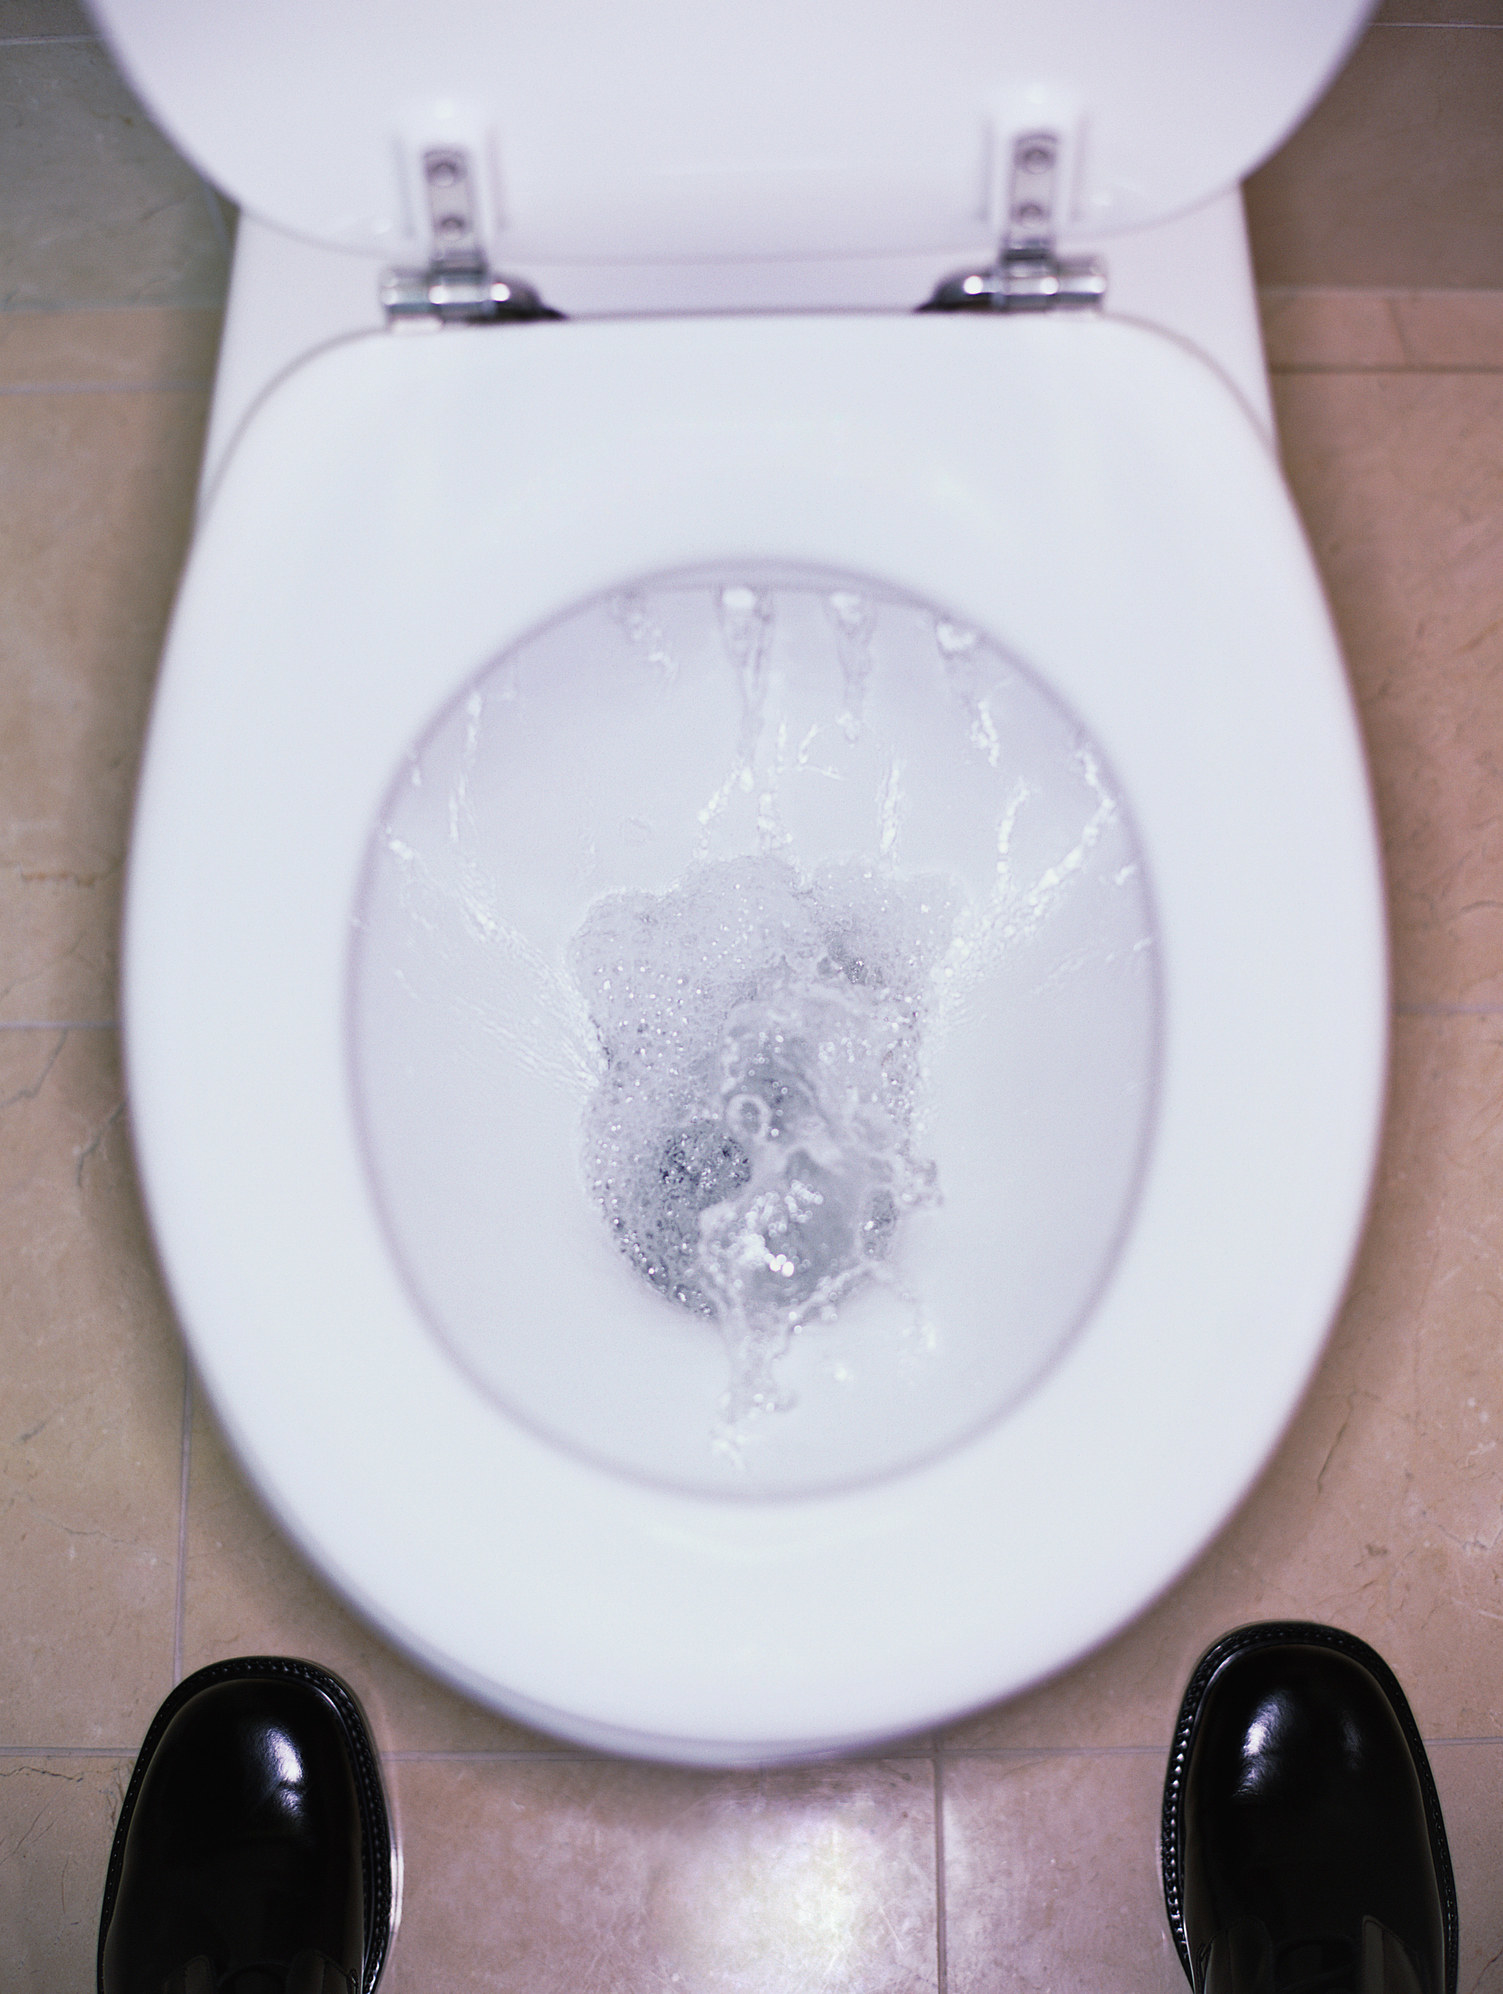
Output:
[632,1119,753,1312]
[570,854,951,1424]
[934,617,978,660]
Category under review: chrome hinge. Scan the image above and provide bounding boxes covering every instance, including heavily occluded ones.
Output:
[381,148,562,326]
[924,132,1105,313]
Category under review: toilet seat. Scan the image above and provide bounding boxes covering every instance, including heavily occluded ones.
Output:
[125,310,1386,1760]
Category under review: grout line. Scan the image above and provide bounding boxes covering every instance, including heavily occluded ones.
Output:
[941,1742,1169,1759]
[1,1729,1497,1761]
[378,1747,935,1764]
[0,297,229,316]
[1271,364,1503,377]
[1258,284,1503,296]
[0,303,224,314]
[0,33,101,47]
[0,1018,115,1029]
[933,1745,949,1994]
[172,1370,193,1686]
[380,1749,634,1764]
[377,1748,939,1771]
[908,1733,1494,1760]
[197,178,235,260]
[1397,1002,1503,1016]
[0,1746,138,1757]
[0,379,212,395]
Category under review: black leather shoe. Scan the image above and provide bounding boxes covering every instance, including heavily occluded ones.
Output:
[98,1658,395,1994]
[1161,1623,1456,1994]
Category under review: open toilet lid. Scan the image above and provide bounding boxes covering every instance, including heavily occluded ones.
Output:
[89,0,1373,265]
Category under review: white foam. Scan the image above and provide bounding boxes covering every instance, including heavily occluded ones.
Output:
[570,854,954,1435]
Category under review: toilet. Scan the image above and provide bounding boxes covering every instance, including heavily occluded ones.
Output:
[97,0,1387,1763]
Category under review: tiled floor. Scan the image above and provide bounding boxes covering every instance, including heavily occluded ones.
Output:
[1244,14,1503,287]
[3,9,1503,1994]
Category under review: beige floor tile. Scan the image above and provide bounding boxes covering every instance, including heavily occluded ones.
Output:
[0,41,228,310]
[944,1740,1503,1994]
[180,1401,561,1755]
[949,1012,1503,1750]
[385,1755,936,1994]
[0,1753,132,1994]
[0,306,223,387]
[0,1029,181,1746]
[0,384,207,1020]
[1260,290,1413,370]
[943,1613,1205,1759]
[0,869,119,1024]
[1377,1,1503,19]
[1246,26,1503,290]
[1389,290,1503,368]
[1272,370,1503,1009]
[1262,289,1503,372]
[0,0,93,35]
[1430,1740,1503,1993]
[941,1749,1182,1994]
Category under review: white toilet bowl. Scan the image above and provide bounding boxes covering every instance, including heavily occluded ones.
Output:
[100,0,1385,1761]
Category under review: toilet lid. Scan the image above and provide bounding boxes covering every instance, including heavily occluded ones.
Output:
[90,0,1373,264]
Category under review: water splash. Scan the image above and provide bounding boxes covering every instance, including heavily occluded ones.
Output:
[611,587,677,679]
[827,590,877,742]
[695,586,779,854]
[718,584,776,764]
[569,855,951,1431]
[935,614,1002,769]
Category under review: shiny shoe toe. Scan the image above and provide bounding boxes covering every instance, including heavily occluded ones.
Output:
[1161,1623,1456,1994]
[98,1658,394,1994]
